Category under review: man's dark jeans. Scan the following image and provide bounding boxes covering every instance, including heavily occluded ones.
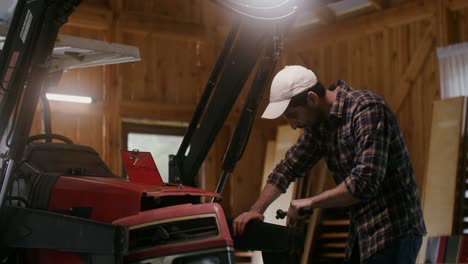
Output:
[347,234,423,264]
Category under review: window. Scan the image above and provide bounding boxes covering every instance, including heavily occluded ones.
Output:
[122,123,186,183]
[437,42,468,99]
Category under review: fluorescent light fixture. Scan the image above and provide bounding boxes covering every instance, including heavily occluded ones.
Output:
[45,93,92,104]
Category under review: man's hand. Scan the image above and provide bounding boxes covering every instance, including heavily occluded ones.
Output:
[287,198,313,226]
[232,211,265,236]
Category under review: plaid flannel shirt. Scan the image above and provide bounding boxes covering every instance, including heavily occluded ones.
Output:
[267,80,426,263]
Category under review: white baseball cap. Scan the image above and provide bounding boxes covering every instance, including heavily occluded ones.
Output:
[262,65,318,119]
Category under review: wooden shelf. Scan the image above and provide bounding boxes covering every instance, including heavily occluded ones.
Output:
[321,242,347,249]
[319,232,348,239]
[321,220,350,226]
[320,253,346,258]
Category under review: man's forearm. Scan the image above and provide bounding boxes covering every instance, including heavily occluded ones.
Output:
[310,182,360,208]
[250,183,283,214]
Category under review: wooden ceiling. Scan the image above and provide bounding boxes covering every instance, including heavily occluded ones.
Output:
[66,0,468,46]
[0,1,459,48]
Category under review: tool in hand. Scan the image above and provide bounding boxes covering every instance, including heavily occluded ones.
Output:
[275,207,313,220]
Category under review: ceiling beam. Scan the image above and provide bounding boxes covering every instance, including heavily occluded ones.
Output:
[445,0,468,11]
[288,1,436,51]
[368,0,390,10]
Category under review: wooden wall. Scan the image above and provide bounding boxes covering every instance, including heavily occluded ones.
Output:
[29,0,468,217]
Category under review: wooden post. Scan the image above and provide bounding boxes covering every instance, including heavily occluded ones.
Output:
[104,0,124,174]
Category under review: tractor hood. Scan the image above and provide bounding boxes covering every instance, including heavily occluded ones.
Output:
[47,175,221,222]
[72,176,221,198]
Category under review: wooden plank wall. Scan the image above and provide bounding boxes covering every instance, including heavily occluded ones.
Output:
[28,0,468,217]
[283,1,440,192]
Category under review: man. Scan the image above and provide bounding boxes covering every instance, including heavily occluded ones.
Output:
[233,65,426,263]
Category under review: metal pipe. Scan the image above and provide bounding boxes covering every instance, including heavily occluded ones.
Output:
[40,95,52,137]
[212,170,230,202]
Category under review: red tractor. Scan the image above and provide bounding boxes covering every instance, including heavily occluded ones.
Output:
[14,137,234,263]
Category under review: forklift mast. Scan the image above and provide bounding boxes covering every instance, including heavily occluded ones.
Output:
[170,0,300,191]
[0,1,128,262]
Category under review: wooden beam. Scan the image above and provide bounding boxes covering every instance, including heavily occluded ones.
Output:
[67,4,113,30]
[121,101,196,121]
[389,27,435,113]
[445,0,468,11]
[120,101,285,129]
[368,0,389,10]
[294,1,340,27]
[445,1,462,44]
[103,0,123,173]
[289,1,436,51]
[436,0,460,47]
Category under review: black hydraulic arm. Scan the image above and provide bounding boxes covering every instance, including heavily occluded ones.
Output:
[175,21,240,164]
[170,21,240,184]
[213,41,279,197]
[213,9,296,198]
[180,21,268,187]
[171,0,300,189]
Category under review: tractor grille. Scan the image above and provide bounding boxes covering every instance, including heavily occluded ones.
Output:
[129,216,219,251]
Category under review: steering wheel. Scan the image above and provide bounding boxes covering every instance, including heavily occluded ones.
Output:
[27,134,74,144]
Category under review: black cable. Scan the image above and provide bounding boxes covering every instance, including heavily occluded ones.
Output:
[7,195,30,207]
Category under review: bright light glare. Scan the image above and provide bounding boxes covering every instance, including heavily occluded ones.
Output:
[45,93,92,104]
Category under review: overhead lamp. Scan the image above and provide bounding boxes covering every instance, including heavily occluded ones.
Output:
[45,93,92,104]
